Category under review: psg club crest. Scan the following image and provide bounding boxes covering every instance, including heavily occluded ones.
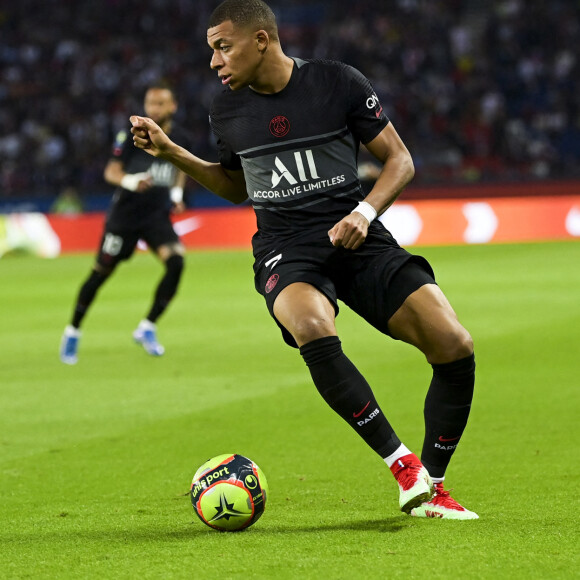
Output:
[269,116,290,138]
[265,274,279,294]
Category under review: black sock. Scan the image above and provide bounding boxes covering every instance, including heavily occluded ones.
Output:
[421,354,475,479]
[299,336,401,458]
[71,269,109,328]
[146,254,184,323]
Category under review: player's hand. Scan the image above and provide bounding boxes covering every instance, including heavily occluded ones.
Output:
[328,212,369,250]
[120,171,153,192]
[130,115,172,157]
[135,174,154,192]
[171,201,186,214]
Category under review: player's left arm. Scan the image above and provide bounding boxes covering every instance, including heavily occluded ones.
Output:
[362,122,415,216]
[328,123,414,249]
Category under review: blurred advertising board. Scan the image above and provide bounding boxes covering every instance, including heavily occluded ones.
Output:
[41,195,580,255]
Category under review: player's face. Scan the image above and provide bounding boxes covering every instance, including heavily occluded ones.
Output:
[144,88,177,126]
[207,20,264,91]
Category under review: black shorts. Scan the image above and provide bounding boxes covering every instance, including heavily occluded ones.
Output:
[254,228,436,348]
[96,219,179,268]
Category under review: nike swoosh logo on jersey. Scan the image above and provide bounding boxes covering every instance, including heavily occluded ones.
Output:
[438,435,461,442]
[353,401,371,418]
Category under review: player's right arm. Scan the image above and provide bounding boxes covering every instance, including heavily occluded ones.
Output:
[130,115,247,204]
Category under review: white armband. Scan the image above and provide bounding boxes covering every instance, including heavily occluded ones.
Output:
[351,201,377,224]
[120,172,149,192]
[170,186,184,204]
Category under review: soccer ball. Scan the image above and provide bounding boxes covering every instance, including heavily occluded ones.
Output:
[190,453,268,532]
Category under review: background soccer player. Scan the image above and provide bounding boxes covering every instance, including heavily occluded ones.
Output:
[129,0,478,520]
[60,82,191,364]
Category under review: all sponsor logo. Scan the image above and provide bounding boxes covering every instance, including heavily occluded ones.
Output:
[271,150,319,187]
[253,149,346,200]
[149,160,175,186]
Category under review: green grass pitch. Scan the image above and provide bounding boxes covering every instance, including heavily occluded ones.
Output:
[0,241,578,579]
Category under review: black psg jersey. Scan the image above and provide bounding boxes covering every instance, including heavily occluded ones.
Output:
[209,58,390,253]
[106,125,192,229]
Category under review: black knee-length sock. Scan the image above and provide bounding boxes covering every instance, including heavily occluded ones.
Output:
[71,270,109,328]
[300,336,401,458]
[421,354,475,479]
[146,254,184,323]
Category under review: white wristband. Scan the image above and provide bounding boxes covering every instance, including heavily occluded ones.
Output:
[120,172,149,192]
[351,201,377,224]
[170,186,184,204]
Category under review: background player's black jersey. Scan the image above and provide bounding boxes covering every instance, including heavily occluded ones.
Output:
[106,125,193,230]
[209,58,389,255]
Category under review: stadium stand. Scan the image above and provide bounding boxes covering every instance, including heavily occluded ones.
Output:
[1,0,579,210]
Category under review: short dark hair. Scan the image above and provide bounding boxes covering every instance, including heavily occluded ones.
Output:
[146,81,177,100]
[209,0,279,41]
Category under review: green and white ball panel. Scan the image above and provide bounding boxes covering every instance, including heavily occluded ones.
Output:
[197,481,255,531]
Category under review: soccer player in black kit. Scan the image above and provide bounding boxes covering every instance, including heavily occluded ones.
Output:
[130,0,478,519]
[60,83,190,364]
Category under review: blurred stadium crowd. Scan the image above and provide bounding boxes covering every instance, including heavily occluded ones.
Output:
[1,0,579,206]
